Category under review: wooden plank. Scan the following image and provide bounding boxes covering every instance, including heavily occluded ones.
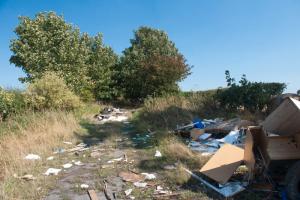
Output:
[263,98,300,136]
[200,144,244,184]
[87,190,99,200]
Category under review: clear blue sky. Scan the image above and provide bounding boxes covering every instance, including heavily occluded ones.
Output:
[1,0,299,92]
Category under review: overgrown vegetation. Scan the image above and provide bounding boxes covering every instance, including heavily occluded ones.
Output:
[217,70,286,112]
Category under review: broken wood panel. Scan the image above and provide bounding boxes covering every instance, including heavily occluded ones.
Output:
[250,126,270,166]
[244,130,255,178]
[267,136,300,160]
[263,98,300,136]
[200,144,244,184]
[87,190,99,200]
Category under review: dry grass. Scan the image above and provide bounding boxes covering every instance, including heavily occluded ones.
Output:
[0,111,80,200]
[159,136,209,169]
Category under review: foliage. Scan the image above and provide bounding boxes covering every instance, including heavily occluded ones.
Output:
[0,88,26,120]
[217,71,286,112]
[87,34,119,100]
[118,26,191,101]
[10,12,118,101]
[25,72,81,110]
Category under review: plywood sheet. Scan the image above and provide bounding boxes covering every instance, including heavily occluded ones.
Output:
[263,98,300,136]
[200,144,244,184]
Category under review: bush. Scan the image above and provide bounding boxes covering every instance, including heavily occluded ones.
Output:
[217,71,286,112]
[25,72,81,110]
[0,88,26,120]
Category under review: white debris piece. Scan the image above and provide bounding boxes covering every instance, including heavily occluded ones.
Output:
[44,168,61,176]
[141,173,156,180]
[63,141,73,145]
[74,161,83,166]
[198,133,212,140]
[129,196,135,200]
[133,182,147,188]
[107,156,123,163]
[124,188,133,196]
[80,184,89,189]
[47,156,54,161]
[217,130,240,144]
[63,163,73,169]
[154,150,162,157]
[24,154,41,160]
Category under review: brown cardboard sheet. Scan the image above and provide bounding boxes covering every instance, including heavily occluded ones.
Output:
[200,144,244,184]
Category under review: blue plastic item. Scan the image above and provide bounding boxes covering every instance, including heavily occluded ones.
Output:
[193,118,205,129]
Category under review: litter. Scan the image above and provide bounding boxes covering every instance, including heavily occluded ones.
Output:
[133,182,147,188]
[24,154,41,160]
[46,156,54,161]
[119,171,144,182]
[124,188,133,196]
[44,168,61,176]
[217,130,242,144]
[80,184,89,189]
[74,161,84,166]
[90,152,101,158]
[154,150,162,157]
[155,185,172,195]
[184,168,246,198]
[63,163,73,169]
[163,165,176,170]
[107,156,123,163]
[141,173,156,180]
[198,133,212,140]
[63,141,72,145]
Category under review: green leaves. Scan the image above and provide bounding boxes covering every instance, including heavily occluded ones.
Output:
[119,26,191,101]
[10,12,118,101]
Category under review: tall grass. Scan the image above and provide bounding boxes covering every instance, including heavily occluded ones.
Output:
[134,90,221,130]
[0,110,80,199]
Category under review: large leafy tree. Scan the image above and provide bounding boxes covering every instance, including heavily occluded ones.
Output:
[118,26,191,101]
[87,34,119,100]
[10,12,118,101]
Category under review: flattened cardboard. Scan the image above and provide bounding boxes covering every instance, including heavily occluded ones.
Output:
[200,144,244,184]
[263,98,300,136]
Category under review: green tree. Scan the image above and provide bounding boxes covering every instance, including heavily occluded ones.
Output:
[10,12,118,101]
[87,34,119,100]
[118,26,191,101]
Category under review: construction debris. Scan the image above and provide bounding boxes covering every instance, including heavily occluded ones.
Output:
[141,173,156,180]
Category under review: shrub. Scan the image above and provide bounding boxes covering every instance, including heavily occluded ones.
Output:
[25,72,81,110]
[0,88,26,120]
[217,71,286,112]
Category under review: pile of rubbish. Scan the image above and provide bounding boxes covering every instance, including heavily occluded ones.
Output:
[176,97,300,199]
[94,107,129,123]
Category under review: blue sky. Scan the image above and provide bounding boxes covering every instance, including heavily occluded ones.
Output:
[0,0,299,92]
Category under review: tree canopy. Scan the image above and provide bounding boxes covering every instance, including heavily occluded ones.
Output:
[10,12,118,101]
[118,27,191,101]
